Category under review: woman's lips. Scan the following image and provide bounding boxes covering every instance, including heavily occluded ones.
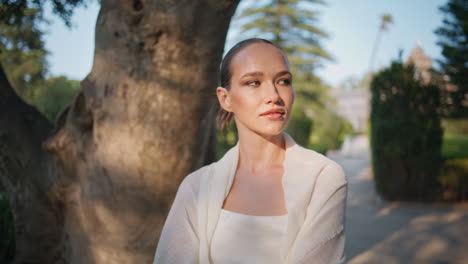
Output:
[262,112,284,120]
[260,109,285,120]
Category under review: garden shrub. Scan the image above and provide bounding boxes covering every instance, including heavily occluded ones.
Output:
[370,62,443,201]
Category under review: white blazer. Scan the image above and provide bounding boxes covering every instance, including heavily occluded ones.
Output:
[154,133,347,263]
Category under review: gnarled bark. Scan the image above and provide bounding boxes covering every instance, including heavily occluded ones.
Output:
[0,0,239,263]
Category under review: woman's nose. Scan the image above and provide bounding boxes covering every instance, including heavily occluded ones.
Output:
[264,83,281,104]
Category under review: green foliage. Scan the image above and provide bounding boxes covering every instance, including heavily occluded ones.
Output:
[0,0,89,27]
[442,135,468,159]
[440,134,468,200]
[237,0,331,72]
[308,109,352,154]
[285,100,312,147]
[0,190,15,264]
[285,73,326,148]
[216,121,238,160]
[286,72,353,153]
[442,118,468,136]
[32,76,80,121]
[434,0,468,118]
[370,61,443,201]
[0,7,47,103]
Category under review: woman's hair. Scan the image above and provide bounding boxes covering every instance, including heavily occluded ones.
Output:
[216,38,279,131]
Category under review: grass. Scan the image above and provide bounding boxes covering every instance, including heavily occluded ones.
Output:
[440,134,468,201]
[442,135,468,159]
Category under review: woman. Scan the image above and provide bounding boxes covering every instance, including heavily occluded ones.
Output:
[153,38,347,264]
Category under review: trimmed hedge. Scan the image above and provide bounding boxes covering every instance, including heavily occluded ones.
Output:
[370,62,443,201]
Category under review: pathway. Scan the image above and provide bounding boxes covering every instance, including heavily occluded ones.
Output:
[328,136,468,264]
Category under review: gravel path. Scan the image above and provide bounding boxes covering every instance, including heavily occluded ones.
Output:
[328,153,468,264]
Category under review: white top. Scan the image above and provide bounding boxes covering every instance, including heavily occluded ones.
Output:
[153,133,347,264]
[211,209,288,264]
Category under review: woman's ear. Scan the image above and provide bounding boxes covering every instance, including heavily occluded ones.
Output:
[216,86,232,112]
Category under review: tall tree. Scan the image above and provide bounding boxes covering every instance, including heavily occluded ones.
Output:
[435,0,468,118]
[368,13,393,72]
[237,0,332,72]
[0,1,239,263]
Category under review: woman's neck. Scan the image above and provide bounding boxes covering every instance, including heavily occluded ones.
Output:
[236,130,286,175]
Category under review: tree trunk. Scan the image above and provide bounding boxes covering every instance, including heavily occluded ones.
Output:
[0,0,239,263]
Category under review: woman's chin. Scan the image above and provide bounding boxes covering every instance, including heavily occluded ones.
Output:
[236,119,289,138]
[256,126,287,138]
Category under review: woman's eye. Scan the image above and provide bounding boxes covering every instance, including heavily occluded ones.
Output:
[278,79,292,86]
[246,80,260,86]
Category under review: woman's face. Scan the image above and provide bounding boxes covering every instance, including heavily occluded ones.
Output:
[217,43,295,137]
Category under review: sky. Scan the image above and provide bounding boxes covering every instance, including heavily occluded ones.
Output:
[43,0,447,87]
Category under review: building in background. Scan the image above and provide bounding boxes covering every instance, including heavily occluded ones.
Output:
[405,43,432,84]
[331,89,370,133]
[332,44,433,134]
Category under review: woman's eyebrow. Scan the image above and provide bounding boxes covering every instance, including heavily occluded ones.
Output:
[240,71,292,79]
[240,71,263,79]
[274,70,292,79]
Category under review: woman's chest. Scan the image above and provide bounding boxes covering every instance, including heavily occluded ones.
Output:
[211,209,288,264]
[222,167,287,215]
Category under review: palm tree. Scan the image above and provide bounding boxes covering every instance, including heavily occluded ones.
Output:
[369,13,394,72]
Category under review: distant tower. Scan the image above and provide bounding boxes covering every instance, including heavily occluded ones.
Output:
[405,43,432,83]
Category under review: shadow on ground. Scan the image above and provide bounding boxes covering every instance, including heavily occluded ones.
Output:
[329,155,468,264]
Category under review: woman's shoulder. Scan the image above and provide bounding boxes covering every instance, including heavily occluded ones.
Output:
[178,162,216,193]
[289,143,346,184]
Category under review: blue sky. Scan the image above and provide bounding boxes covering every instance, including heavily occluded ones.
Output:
[43,0,447,87]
